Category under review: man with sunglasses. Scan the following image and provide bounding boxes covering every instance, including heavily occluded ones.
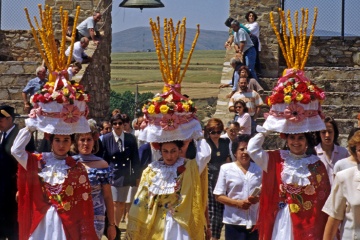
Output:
[101,113,140,227]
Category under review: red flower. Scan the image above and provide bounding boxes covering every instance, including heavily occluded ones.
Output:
[155,105,161,114]
[300,93,311,104]
[291,91,299,101]
[272,92,285,104]
[296,82,308,93]
[37,94,45,103]
[176,102,184,112]
[56,94,64,103]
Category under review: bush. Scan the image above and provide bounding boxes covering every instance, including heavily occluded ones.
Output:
[109,90,154,120]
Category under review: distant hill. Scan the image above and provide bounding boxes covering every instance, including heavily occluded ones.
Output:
[112,27,229,52]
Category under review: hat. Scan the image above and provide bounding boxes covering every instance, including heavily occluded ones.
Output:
[138,17,202,143]
[24,5,90,135]
[263,8,325,134]
[0,105,18,118]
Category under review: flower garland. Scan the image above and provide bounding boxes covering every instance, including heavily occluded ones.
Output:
[30,80,89,104]
[142,90,196,115]
[266,70,325,106]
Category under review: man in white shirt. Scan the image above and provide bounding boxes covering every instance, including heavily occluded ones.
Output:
[231,20,258,81]
[76,11,102,45]
[65,37,92,64]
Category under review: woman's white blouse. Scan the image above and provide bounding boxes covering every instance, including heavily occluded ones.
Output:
[213,162,262,226]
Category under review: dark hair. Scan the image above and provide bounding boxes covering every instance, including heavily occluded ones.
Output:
[110,113,123,125]
[120,113,131,123]
[245,11,258,22]
[68,16,75,26]
[225,17,235,28]
[72,61,82,70]
[226,120,240,128]
[234,100,249,113]
[49,134,75,154]
[159,140,184,150]
[231,134,251,155]
[72,119,100,154]
[315,116,340,145]
[283,132,316,155]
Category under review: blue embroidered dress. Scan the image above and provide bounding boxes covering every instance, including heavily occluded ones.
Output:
[74,154,113,239]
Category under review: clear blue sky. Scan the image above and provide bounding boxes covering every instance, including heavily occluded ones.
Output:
[1,0,359,35]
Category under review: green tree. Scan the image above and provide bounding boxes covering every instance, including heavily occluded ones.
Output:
[110,90,154,120]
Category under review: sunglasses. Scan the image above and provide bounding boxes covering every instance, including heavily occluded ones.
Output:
[235,106,243,109]
[112,122,123,126]
[209,130,222,135]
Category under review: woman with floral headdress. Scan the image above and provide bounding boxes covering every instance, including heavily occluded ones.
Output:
[12,127,98,240]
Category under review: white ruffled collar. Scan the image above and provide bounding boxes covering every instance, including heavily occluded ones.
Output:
[147,158,185,195]
[280,150,319,186]
[38,152,70,186]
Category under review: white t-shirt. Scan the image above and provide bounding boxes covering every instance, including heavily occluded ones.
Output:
[76,16,97,38]
[245,22,261,51]
[213,162,262,226]
[334,156,357,174]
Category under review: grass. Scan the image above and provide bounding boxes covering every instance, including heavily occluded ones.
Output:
[110,50,226,95]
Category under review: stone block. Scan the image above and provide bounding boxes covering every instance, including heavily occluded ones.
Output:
[0,89,9,99]
[14,41,29,49]
[75,1,93,10]
[6,65,24,74]
[353,52,360,66]
[46,0,56,6]
[55,0,74,10]
[0,64,9,73]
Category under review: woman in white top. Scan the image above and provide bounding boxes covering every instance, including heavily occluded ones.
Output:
[214,135,262,240]
[323,130,360,239]
[314,116,349,185]
[245,11,262,75]
[234,100,252,135]
[333,127,360,174]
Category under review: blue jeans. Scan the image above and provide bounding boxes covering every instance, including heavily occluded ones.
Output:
[244,46,258,81]
[225,224,259,240]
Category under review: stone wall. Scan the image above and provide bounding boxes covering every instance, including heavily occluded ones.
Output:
[0,30,41,62]
[229,0,280,78]
[45,0,112,121]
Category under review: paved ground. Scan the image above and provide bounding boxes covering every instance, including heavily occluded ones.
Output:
[101,221,225,240]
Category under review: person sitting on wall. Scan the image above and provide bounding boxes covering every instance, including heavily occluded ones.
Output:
[76,11,102,45]
[65,37,92,64]
[67,61,82,81]
[22,66,48,113]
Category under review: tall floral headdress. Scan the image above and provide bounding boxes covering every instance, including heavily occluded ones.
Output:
[24,5,90,134]
[139,17,202,143]
[262,7,326,134]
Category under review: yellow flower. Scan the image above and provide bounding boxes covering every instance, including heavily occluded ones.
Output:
[289,203,300,213]
[62,88,69,96]
[303,201,312,210]
[283,85,292,94]
[183,104,190,112]
[316,174,322,183]
[267,98,272,106]
[160,105,169,114]
[65,185,73,196]
[153,97,161,102]
[284,95,292,104]
[147,105,155,114]
[296,93,303,101]
[308,85,315,92]
[48,82,55,87]
[63,202,71,211]
[188,100,193,105]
